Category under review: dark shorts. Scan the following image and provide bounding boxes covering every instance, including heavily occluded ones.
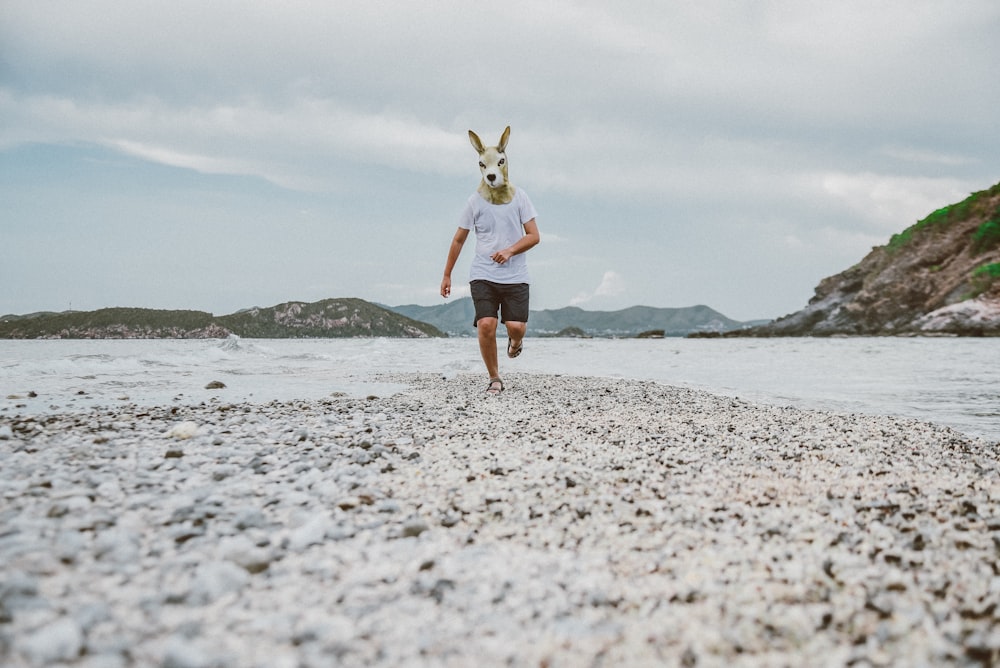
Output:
[470,280,530,326]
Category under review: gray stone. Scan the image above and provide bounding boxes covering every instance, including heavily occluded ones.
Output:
[286,514,331,552]
[401,518,429,538]
[93,528,140,564]
[161,636,211,668]
[1,372,997,667]
[186,561,249,605]
[18,616,83,665]
[234,507,267,530]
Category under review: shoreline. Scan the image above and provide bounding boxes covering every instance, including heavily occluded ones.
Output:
[2,373,998,666]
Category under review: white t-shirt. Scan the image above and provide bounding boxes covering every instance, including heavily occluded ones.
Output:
[458,188,537,284]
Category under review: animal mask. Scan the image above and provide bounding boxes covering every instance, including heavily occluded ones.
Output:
[469,126,514,205]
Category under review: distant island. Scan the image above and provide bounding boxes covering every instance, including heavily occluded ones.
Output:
[720,180,1000,337]
[0,299,444,339]
[0,298,763,340]
[385,300,767,337]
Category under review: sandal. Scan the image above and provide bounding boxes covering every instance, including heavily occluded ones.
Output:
[485,377,504,395]
[507,339,523,358]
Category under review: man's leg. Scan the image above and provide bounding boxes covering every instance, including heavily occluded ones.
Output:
[500,284,529,359]
[505,321,526,357]
[470,280,502,387]
[477,317,500,380]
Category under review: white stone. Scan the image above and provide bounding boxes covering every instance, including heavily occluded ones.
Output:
[286,513,331,552]
[165,421,200,440]
[917,296,1000,332]
[187,561,249,605]
[18,617,83,665]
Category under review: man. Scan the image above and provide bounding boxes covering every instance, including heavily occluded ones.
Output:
[440,127,540,395]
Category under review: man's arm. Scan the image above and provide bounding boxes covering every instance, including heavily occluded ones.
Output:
[441,227,470,298]
[491,218,540,265]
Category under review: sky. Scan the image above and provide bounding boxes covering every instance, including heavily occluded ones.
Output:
[2,1,999,322]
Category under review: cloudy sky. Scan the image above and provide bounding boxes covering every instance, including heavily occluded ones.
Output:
[2,1,998,321]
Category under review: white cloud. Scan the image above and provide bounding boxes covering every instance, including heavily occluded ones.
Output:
[595,270,626,297]
[819,172,973,231]
[878,146,976,167]
[109,139,263,180]
[570,271,625,306]
[2,0,999,319]
[4,1,997,202]
[0,92,468,191]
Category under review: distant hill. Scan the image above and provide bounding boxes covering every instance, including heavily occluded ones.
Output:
[0,308,228,339]
[387,298,763,337]
[0,299,444,339]
[385,298,478,337]
[216,299,442,338]
[729,181,1000,336]
[1,297,764,340]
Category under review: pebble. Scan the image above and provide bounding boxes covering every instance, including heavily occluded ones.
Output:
[1,372,998,667]
[17,617,82,664]
[164,421,201,440]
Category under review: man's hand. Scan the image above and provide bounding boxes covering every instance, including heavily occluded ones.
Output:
[441,228,468,297]
[491,248,513,264]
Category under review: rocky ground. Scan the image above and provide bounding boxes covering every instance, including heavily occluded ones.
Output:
[1,373,999,667]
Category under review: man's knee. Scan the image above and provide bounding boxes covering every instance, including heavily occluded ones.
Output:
[477,317,498,336]
[505,321,526,338]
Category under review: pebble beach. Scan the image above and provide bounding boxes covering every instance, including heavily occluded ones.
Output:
[2,372,999,667]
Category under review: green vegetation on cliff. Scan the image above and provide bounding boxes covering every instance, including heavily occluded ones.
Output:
[888,182,1000,254]
[972,217,1000,253]
[971,262,1000,297]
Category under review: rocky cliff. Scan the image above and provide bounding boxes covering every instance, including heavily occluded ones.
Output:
[738,181,1000,336]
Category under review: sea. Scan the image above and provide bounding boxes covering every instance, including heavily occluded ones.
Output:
[1,337,998,442]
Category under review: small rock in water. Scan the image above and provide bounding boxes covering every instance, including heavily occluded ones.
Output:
[205,380,226,390]
[0,424,12,440]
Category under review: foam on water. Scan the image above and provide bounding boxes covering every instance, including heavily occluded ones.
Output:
[1,336,997,440]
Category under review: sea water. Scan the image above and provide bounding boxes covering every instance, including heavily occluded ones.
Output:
[1,337,997,442]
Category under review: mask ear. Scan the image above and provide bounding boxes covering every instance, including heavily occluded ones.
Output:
[469,130,485,153]
[498,126,511,152]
